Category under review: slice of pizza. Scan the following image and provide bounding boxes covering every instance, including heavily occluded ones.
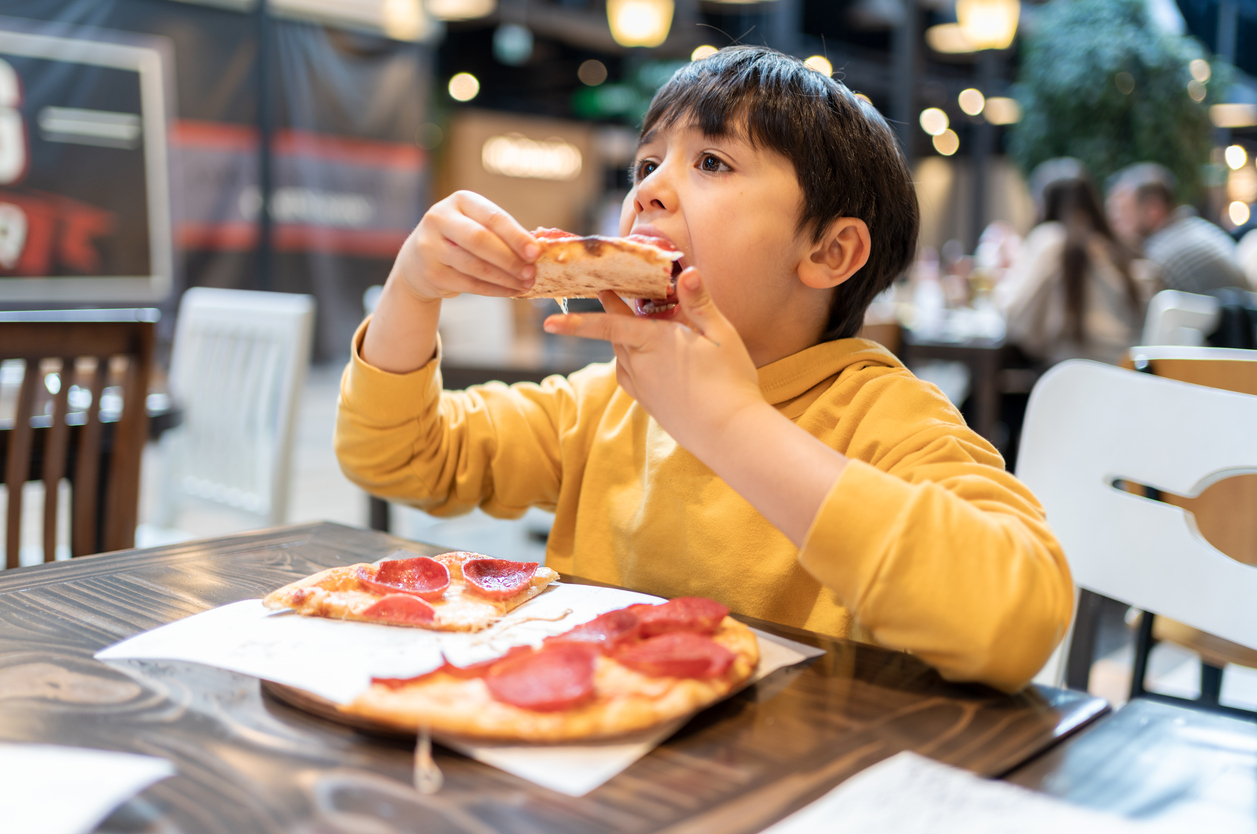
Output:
[516,227,684,301]
[343,596,761,741]
[263,550,559,632]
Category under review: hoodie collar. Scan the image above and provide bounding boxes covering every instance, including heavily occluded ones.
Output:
[756,338,904,405]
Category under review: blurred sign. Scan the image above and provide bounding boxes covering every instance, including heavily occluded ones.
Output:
[447,110,598,234]
[0,16,174,302]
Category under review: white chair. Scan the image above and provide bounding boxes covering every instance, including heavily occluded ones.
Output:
[1019,360,1257,705]
[1141,289,1221,346]
[141,288,315,541]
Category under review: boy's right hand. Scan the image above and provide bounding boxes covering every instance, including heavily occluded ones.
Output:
[395,191,540,301]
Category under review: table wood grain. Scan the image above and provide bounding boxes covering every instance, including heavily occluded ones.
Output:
[1005,698,1257,832]
[0,522,1106,834]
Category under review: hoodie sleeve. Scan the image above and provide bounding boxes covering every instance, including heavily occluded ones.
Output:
[796,367,1074,693]
[334,319,580,519]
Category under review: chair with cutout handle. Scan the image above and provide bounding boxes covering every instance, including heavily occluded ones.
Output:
[1019,359,1257,717]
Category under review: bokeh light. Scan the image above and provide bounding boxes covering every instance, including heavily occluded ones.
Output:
[804,55,833,76]
[691,45,718,61]
[448,72,480,102]
[1188,79,1207,102]
[984,97,1021,125]
[578,59,608,86]
[1230,201,1251,227]
[958,88,985,116]
[919,107,949,136]
[1190,58,1211,83]
[1225,144,1248,170]
[933,129,959,156]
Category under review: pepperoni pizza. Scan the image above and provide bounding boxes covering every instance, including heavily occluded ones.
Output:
[344,596,760,741]
[263,550,559,632]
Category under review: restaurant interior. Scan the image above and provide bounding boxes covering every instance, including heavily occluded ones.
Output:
[2,0,1257,831]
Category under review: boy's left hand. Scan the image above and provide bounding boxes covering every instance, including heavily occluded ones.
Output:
[543,268,765,456]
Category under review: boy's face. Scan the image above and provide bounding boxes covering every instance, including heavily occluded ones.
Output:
[620,120,828,364]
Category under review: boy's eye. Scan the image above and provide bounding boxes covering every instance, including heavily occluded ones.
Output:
[633,160,658,182]
[699,154,729,173]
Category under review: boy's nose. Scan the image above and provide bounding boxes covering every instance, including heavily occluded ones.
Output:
[633,172,672,215]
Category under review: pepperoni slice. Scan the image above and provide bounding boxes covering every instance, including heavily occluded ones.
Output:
[484,643,598,712]
[546,608,641,652]
[614,632,736,679]
[357,556,450,600]
[628,597,729,637]
[360,593,436,626]
[462,559,540,599]
[371,645,532,690]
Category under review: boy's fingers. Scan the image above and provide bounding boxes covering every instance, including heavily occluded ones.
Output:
[437,238,534,292]
[543,312,654,349]
[675,267,730,346]
[454,191,541,264]
[440,212,534,280]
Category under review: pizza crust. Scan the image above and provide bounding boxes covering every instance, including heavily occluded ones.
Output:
[262,554,559,632]
[518,235,680,300]
[341,616,760,741]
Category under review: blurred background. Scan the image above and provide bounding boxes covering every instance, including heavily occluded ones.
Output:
[2,0,1256,707]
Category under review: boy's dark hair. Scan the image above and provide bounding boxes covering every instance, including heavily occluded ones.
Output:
[640,46,919,341]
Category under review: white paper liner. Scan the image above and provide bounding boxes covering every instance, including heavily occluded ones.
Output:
[0,744,174,834]
[96,583,824,796]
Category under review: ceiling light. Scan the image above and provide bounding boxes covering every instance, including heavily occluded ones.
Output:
[448,73,480,102]
[958,88,985,116]
[426,0,495,21]
[956,0,1020,51]
[607,0,674,48]
[933,129,959,156]
[984,97,1021,125]
[1225,145,1248,170]
[919,107,949,136]
[925,23,974,54]
[1211,104,1257,128]
[805,55,833,76]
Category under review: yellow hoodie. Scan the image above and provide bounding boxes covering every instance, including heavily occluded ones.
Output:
[336,322,1072,692]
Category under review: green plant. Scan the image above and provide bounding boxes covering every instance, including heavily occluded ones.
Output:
[1009,0,1226,202]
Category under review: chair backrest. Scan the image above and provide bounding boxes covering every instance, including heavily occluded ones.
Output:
[1017,359,1257,655]
[157,288,314,528]
[1141,289,1220,346]
[0,311,155,566]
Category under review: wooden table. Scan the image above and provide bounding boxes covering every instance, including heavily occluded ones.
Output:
[1006,698,1257,832]
[0,522,1107,833]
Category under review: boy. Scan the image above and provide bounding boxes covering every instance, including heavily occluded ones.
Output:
[337,47,1072,693]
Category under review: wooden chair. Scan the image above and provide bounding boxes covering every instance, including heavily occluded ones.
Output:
[1018,358,1257,717]
[0,310,155,567]
[143,288,314,538]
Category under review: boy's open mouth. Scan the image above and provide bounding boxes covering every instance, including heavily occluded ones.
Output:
[635,260,684,316]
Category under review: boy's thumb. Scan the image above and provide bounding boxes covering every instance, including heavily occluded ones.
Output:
[677,267,726,341]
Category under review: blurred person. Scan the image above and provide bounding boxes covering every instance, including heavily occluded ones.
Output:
[1000,160,1154,366]
[1107,162,1246,294]
[338,46,1071,693]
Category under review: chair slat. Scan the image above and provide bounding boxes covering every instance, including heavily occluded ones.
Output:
[103,338,152,552]
[5,367,37,569]
[71,361,108,558]
[42,360,72,561]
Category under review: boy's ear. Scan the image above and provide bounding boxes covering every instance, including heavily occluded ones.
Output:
[799,218,871,290]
